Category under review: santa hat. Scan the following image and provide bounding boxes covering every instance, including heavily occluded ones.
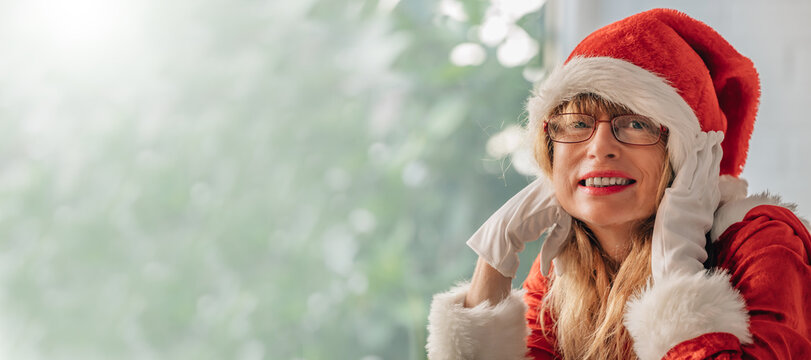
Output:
[527,8,760,179]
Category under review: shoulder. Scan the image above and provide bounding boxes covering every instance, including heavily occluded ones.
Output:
[522,251,560,357]
[712,191,810,245]
[712,191,811,282]
[523,251,553,302]
[522,252,554,328]
[523,252,551,307]
[711,190,811,280]
[708,194,811,359]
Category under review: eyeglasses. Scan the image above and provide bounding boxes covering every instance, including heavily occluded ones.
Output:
[543,113,668,145]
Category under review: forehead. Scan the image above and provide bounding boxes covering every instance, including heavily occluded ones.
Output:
[555,94,633,118]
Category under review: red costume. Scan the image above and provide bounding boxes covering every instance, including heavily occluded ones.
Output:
[525,202,811,359]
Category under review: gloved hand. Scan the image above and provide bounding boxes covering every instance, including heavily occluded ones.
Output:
[466,175,572,278]
[651,131,724,282]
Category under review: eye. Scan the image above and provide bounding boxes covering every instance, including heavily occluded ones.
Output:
[630,120,646,129]
[573,121,589,128]
[616,116,655,131]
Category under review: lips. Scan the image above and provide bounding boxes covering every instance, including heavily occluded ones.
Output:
[577,170,637,195]
[578,170,635,183]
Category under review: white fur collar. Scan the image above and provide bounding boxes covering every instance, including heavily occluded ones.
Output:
[711,190,809,242]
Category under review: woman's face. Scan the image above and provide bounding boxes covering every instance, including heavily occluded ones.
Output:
[551,110,666,232]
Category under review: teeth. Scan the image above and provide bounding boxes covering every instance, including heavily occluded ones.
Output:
[584,177,631,187]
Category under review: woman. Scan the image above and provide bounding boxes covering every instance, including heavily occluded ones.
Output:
[426,9,811,360]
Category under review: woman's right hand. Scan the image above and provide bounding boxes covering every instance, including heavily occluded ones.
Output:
[466,176,572,279]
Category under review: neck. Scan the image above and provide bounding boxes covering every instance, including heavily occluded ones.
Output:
[587,222,635,263]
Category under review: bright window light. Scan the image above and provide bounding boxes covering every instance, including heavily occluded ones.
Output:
[5,0,143,70]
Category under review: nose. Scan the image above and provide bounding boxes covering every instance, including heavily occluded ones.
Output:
[586,120,620,159]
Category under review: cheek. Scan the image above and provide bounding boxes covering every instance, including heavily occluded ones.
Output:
[638,152,667,210]
[550,146,576,204]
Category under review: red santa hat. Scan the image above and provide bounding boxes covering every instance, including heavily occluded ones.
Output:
[527,8,760,179]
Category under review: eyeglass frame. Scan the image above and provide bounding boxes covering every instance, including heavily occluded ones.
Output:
[542,113,669,146]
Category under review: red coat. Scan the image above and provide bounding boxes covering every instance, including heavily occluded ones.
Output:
[524,204,811,359]
[425,198,811,359]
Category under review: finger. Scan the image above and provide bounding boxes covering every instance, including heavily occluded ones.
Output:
[539,213,572,276]
[694,132,723,196]
[693,133,716,189]
[673,133,702,190]
[697,131,724,187]
[709,132,724,205]
[678,132,706,190]
[540,225,566,276]
[709,131,724,178]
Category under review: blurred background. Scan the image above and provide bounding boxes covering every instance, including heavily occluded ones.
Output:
[0,0,808,359]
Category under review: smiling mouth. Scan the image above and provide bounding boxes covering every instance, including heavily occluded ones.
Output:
[579,177,637,187]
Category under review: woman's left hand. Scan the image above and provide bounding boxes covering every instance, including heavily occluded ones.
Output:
[650,131,724,282]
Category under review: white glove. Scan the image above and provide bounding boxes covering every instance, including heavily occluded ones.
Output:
[466,176,572,278]
[651,131,724,282]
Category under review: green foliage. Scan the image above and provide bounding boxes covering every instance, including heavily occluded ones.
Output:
[0,0,548,359]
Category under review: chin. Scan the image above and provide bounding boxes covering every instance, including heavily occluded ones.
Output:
[570,206,651,229]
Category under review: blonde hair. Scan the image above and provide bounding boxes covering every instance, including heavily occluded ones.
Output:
[536,93,674,359]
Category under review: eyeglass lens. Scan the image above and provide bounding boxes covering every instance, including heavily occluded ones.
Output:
[546,114,662,145]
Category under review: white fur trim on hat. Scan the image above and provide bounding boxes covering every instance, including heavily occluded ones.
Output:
[623,270,752,360]
[426,281,530,360]
[526,56,702,175]
[718,175,749,206]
